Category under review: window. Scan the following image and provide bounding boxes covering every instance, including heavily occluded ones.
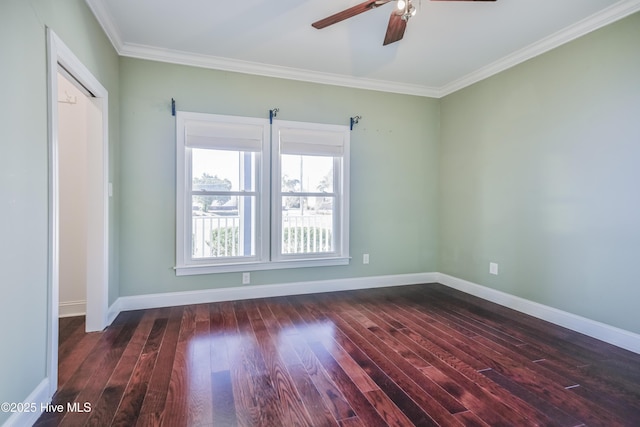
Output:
[176,112,349,275]
[176,112,270,271]
[272,121,349,262]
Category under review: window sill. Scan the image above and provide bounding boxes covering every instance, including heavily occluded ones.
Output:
[175,257,350,276]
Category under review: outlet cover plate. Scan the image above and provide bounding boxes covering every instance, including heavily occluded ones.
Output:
[489,262,499,275]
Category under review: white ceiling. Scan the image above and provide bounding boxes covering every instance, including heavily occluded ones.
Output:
[86,0,640,97]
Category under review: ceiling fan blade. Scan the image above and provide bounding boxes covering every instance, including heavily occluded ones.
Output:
[312,0,392,29]
[383,12,407,46]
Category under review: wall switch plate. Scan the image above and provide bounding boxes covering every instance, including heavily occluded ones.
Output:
[242,272,250,284]
[363,254,369,264]
[489,262,499,275]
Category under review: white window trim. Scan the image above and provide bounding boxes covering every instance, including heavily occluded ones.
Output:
[175,112,350,276]
[176,111,271,270]
[271,120,350,263]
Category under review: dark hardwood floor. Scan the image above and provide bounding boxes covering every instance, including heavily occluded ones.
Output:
[37,284,640,426]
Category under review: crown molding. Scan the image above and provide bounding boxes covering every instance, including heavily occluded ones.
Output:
[118,42,441,98]
[86,0,640,98]
[85,0,123,52]
[439,0,640,97]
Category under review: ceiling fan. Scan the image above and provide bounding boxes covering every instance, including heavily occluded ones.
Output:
[312,0,496,46]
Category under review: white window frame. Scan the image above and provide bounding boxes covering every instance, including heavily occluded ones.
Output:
[272,120,350,263]
[176,112,270,272]
[175,112,350,276]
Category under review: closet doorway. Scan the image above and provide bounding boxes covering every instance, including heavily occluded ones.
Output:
[47,29,109,396]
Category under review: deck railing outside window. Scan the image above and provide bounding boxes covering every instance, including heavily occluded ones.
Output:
[192,214,332,258]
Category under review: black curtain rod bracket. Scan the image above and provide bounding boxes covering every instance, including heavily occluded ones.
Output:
[269,107,279,124]
[350,115,362,131]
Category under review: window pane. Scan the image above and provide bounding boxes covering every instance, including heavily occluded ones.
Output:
[281,197,334,254]
[192,195,256,259]
[192,148,255,192]
[281,154,333,193]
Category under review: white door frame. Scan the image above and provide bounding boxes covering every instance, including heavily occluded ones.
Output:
[46,28,109,397]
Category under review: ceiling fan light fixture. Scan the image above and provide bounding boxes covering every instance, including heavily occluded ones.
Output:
[397,0,416,21]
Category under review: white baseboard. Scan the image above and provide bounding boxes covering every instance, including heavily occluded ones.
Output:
[437,273,640,354]
[112,272,438,314]
[2,378,50,427]
[104,271,639,355]
[106,300,121,326]
[58,300,86,318]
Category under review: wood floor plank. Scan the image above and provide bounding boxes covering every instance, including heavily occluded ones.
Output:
[339,416,365,427]
[291,294,442,426]
[409,294,628,426]
[429,285,609,365]
[57,329,103,388]
[38,313,136,425]
[218,301,255,426]
[244,299,315,426]
[58,316,84,343]
[402,304,631,425]
[357,296,523,426]
[163,305,198,426]
[86,309,161,426]
[57,317,87,362]
[110,315,167,426]
[188,304,214,426]
[56,311,142,427]
[374,289,619,424]
[481,368,583,427]
[232,300,285,426]
[364,389,415,427]
[418,289,640,415]
[317,298,462,426]
[410,288,586,369]
[38,284,640,426]
[284,297,390,426]
[271,297,379,396]
[275,300,357,423]
[307,340,389,427]
[208,302,231,374]
[211,370,237,426]
[258,300,340,427]
[412,287,636,426]
[353,292,559,426]
[332,296,469,415]
[453,410,492,427]
[135,305,184,425]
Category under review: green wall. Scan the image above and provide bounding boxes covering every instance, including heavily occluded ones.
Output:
[1,2,638,421]
[439,12,640,333]
[118,58,440,296]
[0,0,119,423]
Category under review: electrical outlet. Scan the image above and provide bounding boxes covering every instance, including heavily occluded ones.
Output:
[363,254,369,264]
[489,262,499,275]
[242,272,250,285]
